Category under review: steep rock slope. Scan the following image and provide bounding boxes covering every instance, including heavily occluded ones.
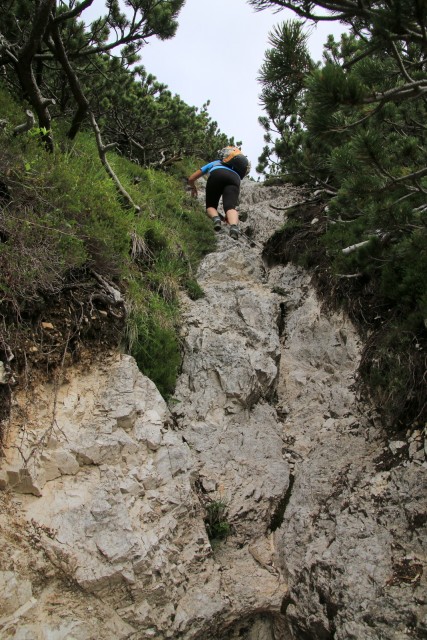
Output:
[0,180,425,639]
[268,262,426,639]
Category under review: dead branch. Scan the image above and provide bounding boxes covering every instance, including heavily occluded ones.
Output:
[270,197,321,211]
[337,272,363,278]
[342,240,371,255]
[89,111,140,213]
[13,110,35,136]
[91,270,122,304]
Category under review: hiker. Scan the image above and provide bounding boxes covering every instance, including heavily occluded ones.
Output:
[187,147,249,240]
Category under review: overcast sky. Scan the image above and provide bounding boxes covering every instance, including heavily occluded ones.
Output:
[86,0,346,175]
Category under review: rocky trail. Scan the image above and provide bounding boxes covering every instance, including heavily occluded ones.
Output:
[0,181,425,639]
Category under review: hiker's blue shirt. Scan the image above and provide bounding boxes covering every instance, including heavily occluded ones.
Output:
[200,160,239,177]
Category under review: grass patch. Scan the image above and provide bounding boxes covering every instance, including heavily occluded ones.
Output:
[127,294,181,399]
[0,85,215,409]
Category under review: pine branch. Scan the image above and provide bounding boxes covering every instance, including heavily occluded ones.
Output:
[249,1,427,46]
[365,80,427,105]
[342,44,380,70]
[308,174,338,194]
[53,0,95,24]
[328,103,383,131]
[250,1,350,22]
[390,41,415,84]
[389,167,427,187]
[389,192,419,209]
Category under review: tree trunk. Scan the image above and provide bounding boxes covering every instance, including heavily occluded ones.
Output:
[15,0,56,150]
[49,22,89,139]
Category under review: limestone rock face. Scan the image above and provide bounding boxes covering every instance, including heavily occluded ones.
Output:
[1,352,288,639]
[269,262,427,640]
[174,245,288,540]
[0,177,425,639]
[239,192,427,634]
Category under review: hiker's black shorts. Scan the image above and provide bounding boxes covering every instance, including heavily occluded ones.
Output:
[206,169,240,213]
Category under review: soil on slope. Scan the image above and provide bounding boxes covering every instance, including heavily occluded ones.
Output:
[0,272,125,447]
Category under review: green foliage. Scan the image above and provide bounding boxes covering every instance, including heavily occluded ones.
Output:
[0,86,217,398]
[89,62,231,168]
[256,20,314,178]
[257,4,427,426]
[205,500,231,543]
[380,231,427,328]
[0,1,233,178]
[184,278,205,301]
[128,294,181,399]
[0,0,233,168]
[0,1,236,405]
[359,325,426,429]
[0,88,24,127]
[97,157,215,396]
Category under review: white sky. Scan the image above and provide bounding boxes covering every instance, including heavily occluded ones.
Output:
[85,0,346,175]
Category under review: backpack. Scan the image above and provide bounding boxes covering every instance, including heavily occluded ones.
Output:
[218,146,250,179]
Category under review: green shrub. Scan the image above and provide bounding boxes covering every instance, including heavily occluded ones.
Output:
[128,294,181,399]
[0,87,216,400]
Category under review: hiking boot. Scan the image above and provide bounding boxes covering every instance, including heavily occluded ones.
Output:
[229,225,239,240]
[212,216,222,232]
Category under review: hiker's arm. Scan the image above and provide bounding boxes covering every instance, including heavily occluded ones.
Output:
[188,169,202,197]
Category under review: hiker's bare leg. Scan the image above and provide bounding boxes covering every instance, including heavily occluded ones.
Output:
[206,207,219,220]
[225,209,238,225]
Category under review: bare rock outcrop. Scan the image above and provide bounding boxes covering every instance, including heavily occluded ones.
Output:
[0,177,425,639]
[269,264,427,639]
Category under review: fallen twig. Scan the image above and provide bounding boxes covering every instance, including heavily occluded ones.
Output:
[270,197,321,212]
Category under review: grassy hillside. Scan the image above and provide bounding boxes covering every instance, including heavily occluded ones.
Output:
[0,87,215,423]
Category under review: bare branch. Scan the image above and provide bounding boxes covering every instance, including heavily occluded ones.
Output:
[53,0,95,24]
[89,111,141,213]
[269,197,322,211]
[13,109,35,136]
[342,239,371,254]
[365,80,427,105]
[390,41,414,85]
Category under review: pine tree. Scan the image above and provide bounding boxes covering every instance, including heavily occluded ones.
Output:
[257,20,314,179]
[88,61,230,167]
[0,0,185,149]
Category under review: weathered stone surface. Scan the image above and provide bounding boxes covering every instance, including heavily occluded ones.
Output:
[0,571,32,616]
[268,263,427,640]
[1,178,425,639]
[174,234,291,546]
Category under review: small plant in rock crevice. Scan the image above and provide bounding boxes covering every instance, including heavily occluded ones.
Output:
[204,499,231,544]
